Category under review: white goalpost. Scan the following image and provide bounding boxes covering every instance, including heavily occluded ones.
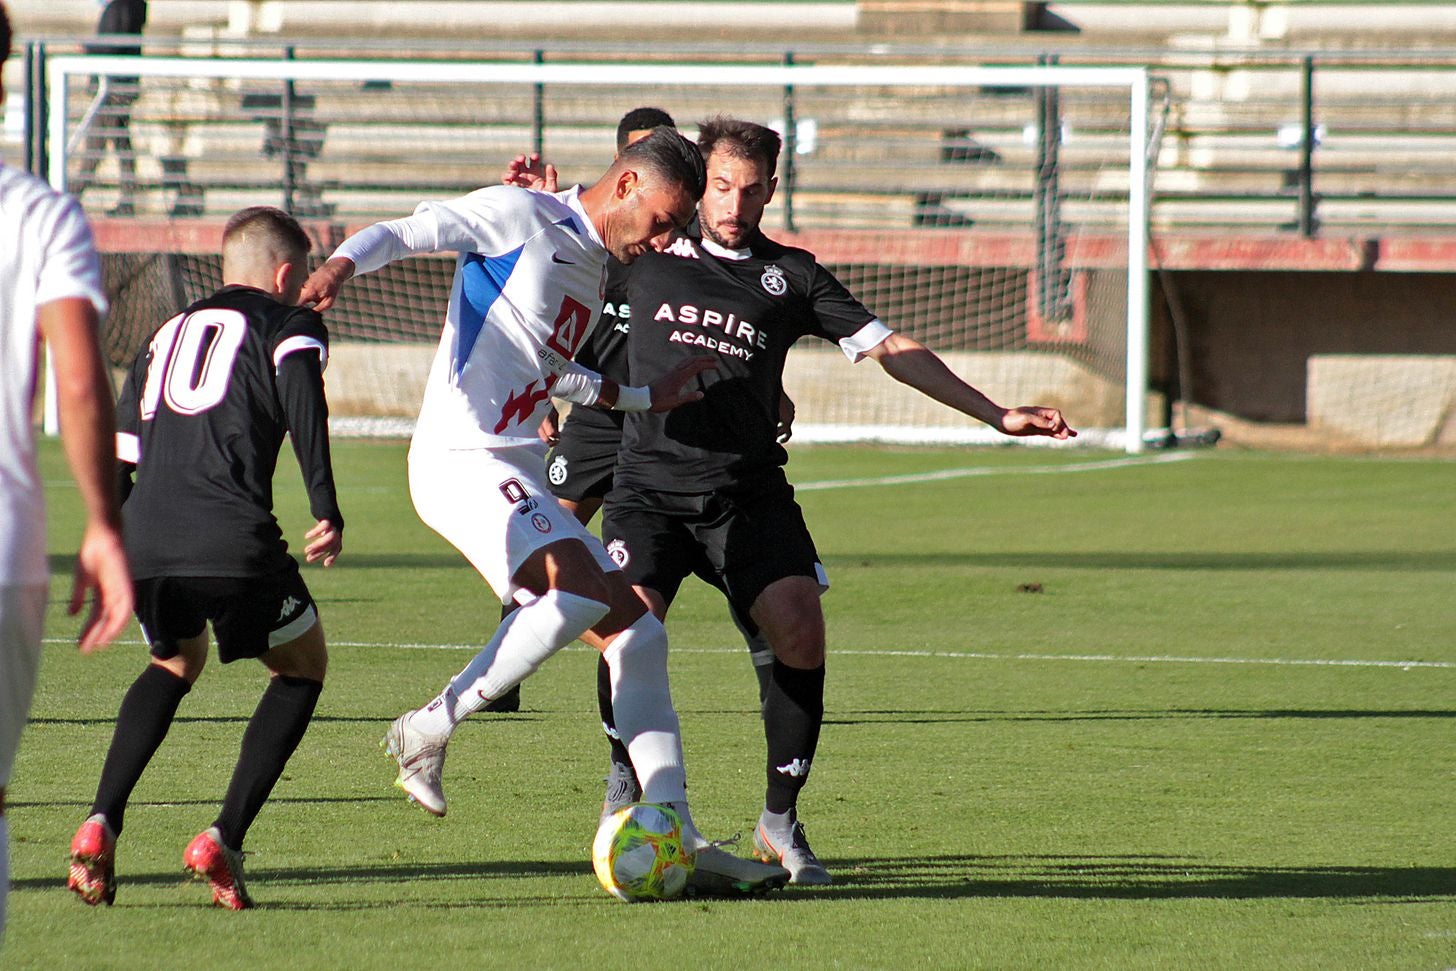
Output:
[44,55,1153,451]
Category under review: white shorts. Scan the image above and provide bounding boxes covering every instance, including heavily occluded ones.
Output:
[408,441,619,605]
[0,583,47,788]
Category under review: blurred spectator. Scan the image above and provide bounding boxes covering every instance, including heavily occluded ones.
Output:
[74,0,146,215]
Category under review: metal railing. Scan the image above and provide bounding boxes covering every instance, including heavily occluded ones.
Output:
[20,35,1456,236]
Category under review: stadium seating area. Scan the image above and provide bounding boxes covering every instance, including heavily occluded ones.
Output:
[7,1,1456,233]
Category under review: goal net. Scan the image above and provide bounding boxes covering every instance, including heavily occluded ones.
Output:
[45,55,1153,450]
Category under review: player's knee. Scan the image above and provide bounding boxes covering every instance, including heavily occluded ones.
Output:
[605,613,670,678]
[769,627,825,668]
[263,624,329,681]
[155,651,206,684]
[536,589,611,643]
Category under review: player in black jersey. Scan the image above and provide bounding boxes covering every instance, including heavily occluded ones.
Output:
[67,207,344,911]
[600,117,1076,884]
[494,110,789,787]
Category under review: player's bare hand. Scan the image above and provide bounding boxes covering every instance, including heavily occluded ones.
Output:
[538,407,561,446]
[502,153,559,193]
[300,258,355,312]
[647,355,717,412]
[305,518,343,568]
[1000,406,1077,440]
[776,392,797,443]
[71,523,133,654]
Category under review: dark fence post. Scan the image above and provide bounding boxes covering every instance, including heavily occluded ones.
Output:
[1297,54,1317,238]
[533,49,545,160]
[25,41,48,179]
[782,50,797,233]
[1034,53,1070,324]
[282,45,297,213]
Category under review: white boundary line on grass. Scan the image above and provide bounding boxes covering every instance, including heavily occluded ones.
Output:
[795,450,1199,492]
[42,638,1452,670]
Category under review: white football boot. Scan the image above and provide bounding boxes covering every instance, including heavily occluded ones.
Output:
[753,809,832,885]
[381,712,449,816]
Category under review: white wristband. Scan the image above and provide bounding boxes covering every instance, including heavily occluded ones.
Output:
[612,385,653,412]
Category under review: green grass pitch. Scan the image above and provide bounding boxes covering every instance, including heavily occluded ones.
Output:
[8,440,1455,969]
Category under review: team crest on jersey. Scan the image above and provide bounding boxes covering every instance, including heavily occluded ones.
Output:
[761,264,788,296]
[530,512,553,534]
[548,454,569,485]
[606,538,630,568]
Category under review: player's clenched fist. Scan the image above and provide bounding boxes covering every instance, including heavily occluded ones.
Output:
[999,406,1077,440]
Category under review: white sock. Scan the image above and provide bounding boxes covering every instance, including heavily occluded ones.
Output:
[1,814,9,945]
[412,590,608,737]
[602,614,700,844]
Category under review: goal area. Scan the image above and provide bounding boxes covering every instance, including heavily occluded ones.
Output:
[44,55,1153,450]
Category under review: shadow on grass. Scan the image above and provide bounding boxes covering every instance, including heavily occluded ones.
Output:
[826,708,1456,727]
[18,854,1455,905]
[824,854,1456,903]
[833,550,1456,573]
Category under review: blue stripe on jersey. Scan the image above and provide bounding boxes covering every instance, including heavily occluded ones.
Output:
[556,215,583,235]
[455,246,526,378]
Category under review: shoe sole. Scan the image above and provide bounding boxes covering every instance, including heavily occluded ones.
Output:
[67,854,115,906]
[380,731,447,817]
[683,870,789,897]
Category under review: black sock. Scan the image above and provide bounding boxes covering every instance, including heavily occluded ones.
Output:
[212,675,322,851]
[91,665,192,835]
[597,654,632,766]
[762,660,825,815]
[753,661,773,712]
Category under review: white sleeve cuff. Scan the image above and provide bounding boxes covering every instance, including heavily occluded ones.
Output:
[116,431,140,464]
[839,319,893,363]
[611,385,652,412]
[274,336,328,373]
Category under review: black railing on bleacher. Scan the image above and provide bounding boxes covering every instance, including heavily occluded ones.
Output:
[21,35,1456,238]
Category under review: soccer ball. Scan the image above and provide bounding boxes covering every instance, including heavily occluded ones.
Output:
[591,802,694,902]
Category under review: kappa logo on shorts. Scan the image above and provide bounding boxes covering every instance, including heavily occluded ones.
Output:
[605,538,630,568]
[761,264,788,296]
[276,596,302,622]
[547,454,569,486]
[530,512,553,533]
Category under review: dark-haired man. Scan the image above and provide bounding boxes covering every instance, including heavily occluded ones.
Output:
[303,129,791,895]
[69,206,343,910]
[600,116,1076,885]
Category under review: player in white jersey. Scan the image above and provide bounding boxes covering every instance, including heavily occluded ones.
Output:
[301,127,791,895]
[0,0,134,943]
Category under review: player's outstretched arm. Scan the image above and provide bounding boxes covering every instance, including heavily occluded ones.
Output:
[37,297,134,653]
[865,332,1076,440]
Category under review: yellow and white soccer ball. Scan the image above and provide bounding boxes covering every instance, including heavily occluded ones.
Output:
[591,802,694,902]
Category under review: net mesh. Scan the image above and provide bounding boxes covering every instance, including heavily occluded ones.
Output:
[70,59,1142,441]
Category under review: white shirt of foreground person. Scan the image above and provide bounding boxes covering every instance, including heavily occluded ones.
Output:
[0,164,109,586]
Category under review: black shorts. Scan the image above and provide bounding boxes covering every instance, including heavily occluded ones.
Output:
[601,472,826,622]
[134,564,317,664]
[546,415,622,503]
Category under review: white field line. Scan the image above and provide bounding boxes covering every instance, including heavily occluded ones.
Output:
[795,450,1199,492]
[54,638,1449,671]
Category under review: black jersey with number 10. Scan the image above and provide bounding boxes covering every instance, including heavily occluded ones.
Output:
[115,285,341,579]
[616,226,876,492]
